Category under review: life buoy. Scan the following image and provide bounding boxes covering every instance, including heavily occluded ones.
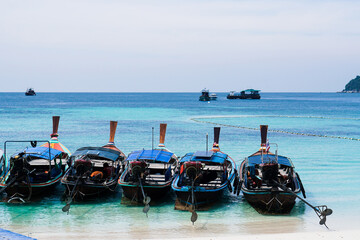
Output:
[90,171,103,179]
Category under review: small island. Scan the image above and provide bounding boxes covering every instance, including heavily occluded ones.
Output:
[341,75,360,93]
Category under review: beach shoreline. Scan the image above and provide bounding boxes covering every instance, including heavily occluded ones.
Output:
[27,230,358,240]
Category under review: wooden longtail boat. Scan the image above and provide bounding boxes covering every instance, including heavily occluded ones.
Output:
[237,125,303,213]
[172,127,236,223]
[235,125,333,226]
[118,124,178,214]
[0,116,70,202]
[0,144,66,202]
[61,121,125,207]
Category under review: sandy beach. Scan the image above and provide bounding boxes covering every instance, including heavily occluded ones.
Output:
[29,230,358,240]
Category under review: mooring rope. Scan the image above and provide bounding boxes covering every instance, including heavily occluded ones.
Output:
[190,117,360,141]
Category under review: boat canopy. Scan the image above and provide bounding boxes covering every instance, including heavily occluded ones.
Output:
[243,89,260,92]
[127,149,174,163]
[247,154,293,167]
[72,147,121,161]
[180,151,228,164]
[17,147,63,161]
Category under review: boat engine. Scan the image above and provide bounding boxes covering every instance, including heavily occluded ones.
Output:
[8,153,29,182]
[261,163,278,186]
[74,159,92,176]
[184,161,202,180]
[130,161,146,178]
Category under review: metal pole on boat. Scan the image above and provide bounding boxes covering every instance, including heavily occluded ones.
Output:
[152,127,154,150]
[206,133,208,154]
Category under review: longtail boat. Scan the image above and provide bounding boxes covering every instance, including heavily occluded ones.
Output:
[0,116,70,202]
[236,125,332,226]
[172,127,236,224]
[118,123,178,215]
[61,121,125,212]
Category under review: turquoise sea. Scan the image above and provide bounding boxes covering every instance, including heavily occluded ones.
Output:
[0,92,359,239]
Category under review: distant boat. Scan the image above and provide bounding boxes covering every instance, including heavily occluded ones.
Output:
[199,88,210,101]
[200,89,217,101]
[25,88,36,96]
[227,89,260,99]
[209,93,218,100]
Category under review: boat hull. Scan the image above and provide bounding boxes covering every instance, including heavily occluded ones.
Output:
[62,179,118,199]
[120,183,171,202]
[174,188,224,208]
[239,157,301,214]
[242,189,297,213]
[3,173,63,199]
[199,96,210,101]
[227,95,260,99]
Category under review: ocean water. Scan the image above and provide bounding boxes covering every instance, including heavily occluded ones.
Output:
[0,92,359,239]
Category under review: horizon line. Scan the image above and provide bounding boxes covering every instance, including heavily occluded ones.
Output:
[0,91,342,93]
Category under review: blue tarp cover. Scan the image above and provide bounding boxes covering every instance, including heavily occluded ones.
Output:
[180,151,228,164]
[72,147,121,161]
[16,147,63,160]
[0,228,36,240]
[247,154,293,167]
[127,149,174,163]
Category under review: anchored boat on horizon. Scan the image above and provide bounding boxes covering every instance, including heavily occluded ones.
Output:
[227,89,261,99]
[25,88,36,96]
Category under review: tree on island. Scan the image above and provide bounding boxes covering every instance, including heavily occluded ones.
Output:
[343,75,360,92]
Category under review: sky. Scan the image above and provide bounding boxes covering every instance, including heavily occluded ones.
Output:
[0,0,359,92]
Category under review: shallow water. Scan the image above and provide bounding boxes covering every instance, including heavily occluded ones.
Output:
[0,92,359,239]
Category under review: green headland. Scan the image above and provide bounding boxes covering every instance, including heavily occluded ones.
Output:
[342,75,360,93]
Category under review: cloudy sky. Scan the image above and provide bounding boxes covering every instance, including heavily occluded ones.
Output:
[0,0,359,92]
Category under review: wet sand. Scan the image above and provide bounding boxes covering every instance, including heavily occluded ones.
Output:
[8,216,357,240]
[26,229,359,240]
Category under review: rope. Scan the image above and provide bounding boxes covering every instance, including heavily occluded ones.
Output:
[192,115,360,121]
[190,117,360,141]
